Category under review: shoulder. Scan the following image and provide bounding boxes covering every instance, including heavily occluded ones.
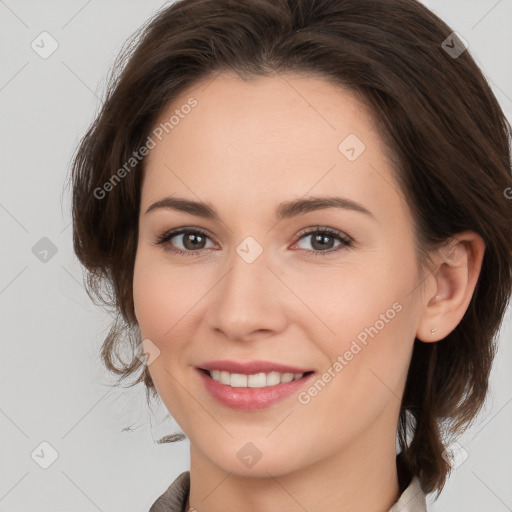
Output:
[148,471,190,512]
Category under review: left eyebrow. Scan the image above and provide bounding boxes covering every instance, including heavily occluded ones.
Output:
[275,196,375,221]
[144,195,376,221]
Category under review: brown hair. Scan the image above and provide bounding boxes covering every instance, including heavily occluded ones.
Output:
[67,0,512,497]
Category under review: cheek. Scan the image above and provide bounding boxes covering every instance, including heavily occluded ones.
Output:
[133,246,197,339]
[312,284,412,392]
[299,249,418,396]
[133,252,168,338]
[288,257,408,344]
[132,249,194,418]
[296,293,415,448]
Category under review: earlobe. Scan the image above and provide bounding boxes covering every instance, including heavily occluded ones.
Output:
[416,232,485,343]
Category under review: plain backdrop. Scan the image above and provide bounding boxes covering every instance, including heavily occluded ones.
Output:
[1,1,511,511]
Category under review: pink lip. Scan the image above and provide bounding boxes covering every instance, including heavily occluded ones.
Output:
[198,359,313,374]
[196,367,316,411]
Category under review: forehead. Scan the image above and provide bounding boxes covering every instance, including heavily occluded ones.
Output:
[141,72,402,220]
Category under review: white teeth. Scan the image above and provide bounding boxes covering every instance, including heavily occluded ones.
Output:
[247,373,266,387]
[266,371,281,386]
[230,373,247,387]
[208,370,305,388]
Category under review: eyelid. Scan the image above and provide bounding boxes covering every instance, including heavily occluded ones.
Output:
[154,225,354,256]
[293,225,352,244]
[153,226,218,250]
[290,225,353,255]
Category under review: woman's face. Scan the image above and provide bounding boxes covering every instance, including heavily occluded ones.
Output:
[133,72,427,477]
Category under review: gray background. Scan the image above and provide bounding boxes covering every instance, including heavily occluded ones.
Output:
[0,1,511,510]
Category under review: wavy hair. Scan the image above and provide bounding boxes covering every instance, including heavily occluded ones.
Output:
[68,0,512,496]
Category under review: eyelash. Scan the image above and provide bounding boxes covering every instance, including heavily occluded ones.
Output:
[154,226,353,257]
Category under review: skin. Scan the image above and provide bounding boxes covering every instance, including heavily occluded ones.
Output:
[133,72,485,512]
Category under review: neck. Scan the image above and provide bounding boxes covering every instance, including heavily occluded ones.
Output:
[186,418,401,512]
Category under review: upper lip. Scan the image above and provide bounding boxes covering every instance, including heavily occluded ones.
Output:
[198,360,314,375]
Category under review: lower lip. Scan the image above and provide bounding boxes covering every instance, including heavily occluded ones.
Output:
[196,368,316,411]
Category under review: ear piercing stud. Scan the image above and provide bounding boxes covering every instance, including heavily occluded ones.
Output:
[430,296,441,335]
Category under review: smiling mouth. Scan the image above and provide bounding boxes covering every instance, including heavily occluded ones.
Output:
[199,368,315,388]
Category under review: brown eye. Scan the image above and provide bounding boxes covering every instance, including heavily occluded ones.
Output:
[179,231,208,250]
[293,227,353,256]
[155,228,216,255]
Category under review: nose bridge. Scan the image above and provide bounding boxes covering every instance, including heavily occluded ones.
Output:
[206,237,287,339]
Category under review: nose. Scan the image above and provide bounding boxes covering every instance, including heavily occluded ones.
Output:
[205,243,289,342]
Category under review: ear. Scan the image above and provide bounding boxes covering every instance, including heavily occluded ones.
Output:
[416,231,485,343]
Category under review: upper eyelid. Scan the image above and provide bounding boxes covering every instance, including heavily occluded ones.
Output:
[157,226,217,244]
[296,225,351,241]
[157,226,352,248]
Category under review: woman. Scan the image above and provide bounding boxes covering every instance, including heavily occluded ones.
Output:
[69,0,512,510]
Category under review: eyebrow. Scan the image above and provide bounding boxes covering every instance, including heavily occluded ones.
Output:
[144,195,375,221]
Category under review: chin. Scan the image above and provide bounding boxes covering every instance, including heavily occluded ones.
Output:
[200,441,308,479]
